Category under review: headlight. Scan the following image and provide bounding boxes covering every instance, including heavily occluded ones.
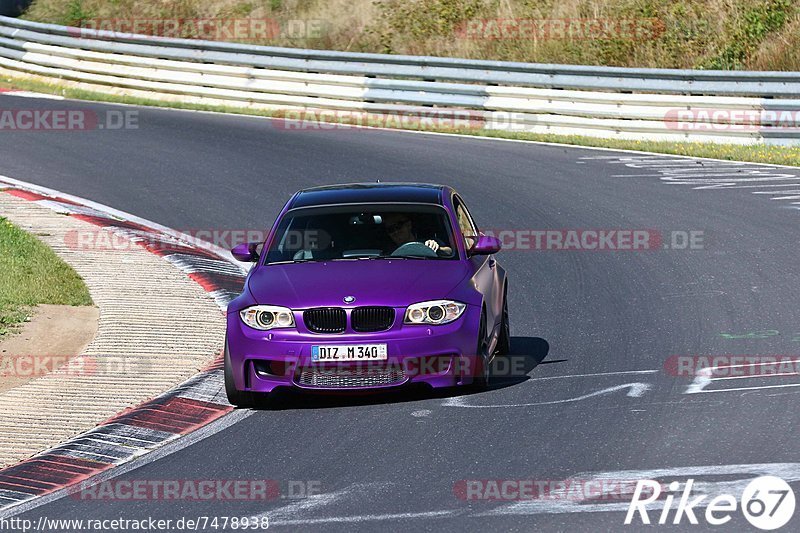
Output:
[240,305,295,330]
[404,300,466,325]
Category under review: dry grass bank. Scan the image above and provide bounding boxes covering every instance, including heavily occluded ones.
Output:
[22,0,800,69]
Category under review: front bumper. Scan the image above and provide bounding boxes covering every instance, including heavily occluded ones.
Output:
[226,305,482,393]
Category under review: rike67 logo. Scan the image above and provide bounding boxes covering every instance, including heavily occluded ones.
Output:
[625,476,795,530]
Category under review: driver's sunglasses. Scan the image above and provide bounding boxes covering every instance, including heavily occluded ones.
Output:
[386,219,410,233]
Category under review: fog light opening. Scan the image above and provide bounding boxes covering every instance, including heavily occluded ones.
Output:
[253,360,288,377]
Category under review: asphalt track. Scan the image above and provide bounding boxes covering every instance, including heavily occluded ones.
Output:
[2,94,800,532]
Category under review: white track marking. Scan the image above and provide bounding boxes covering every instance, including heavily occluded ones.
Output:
[713,359,800,370]
[271,510,458,526]
[443,383,652,408]
[692,383,800,394]
[0,173,254,518]
[593,155,800,208]
[259,483,394,523]
[481,500,635,516]
[267,463,800,525]
[0,149,793,527]
[726,183,800,189]
[686,359,800,394]
[686,368,713,394]
[0,91,64,100]
[712,372,799,381]
[0,409,253,518]
[263,487,357,521]
[526,370,659,381]
[482,463,800,518]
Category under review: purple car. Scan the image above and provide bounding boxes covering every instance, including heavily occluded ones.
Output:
[224,183,509,406]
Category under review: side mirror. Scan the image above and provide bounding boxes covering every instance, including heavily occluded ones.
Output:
[231,242,260,262]
[469,235,502,256]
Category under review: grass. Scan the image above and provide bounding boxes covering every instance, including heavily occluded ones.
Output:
[2,73,800,167]
[0,217,93,337]
[21,0,800,70]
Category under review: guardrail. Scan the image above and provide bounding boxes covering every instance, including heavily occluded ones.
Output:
[0,15,798,144]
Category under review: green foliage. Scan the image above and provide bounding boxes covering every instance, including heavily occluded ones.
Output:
[64,0,94,26]
[703,0,795,69]
[369,0,487,53]
[20,0,800,69]
[0,217,93,337]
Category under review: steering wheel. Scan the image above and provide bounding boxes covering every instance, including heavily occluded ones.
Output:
[390,241,438,258]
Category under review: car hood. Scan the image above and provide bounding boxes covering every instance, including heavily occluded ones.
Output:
[247,259,472,308]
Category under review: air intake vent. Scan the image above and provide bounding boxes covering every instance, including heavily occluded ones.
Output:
[303,307,346,333]
[297,367,406,388]
[351,306,395,332]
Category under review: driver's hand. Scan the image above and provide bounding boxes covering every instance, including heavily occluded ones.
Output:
[424,240,440,252]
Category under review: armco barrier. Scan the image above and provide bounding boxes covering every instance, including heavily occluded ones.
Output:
[0,15,798,144]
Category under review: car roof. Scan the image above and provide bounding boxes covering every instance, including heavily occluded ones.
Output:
[289,183,447,209]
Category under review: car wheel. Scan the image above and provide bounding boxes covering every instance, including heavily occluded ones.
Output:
[495,286,511,356]
[224,340,257,408]
[473,313,491,389]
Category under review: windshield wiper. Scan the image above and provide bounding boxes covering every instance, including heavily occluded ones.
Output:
[268,259,324,265]
[369,255,440,260]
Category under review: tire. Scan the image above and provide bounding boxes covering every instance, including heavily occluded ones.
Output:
[472,313,491,389]
[495,286,511,356]
[224,340,257,408]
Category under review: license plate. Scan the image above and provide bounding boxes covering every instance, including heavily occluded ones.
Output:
[311,344,388,362]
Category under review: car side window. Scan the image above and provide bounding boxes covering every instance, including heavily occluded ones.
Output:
[453,195,478,250]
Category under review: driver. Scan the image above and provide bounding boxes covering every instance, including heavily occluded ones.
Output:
[383,213,453,256]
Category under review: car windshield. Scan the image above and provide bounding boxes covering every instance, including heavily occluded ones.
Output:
[264,204,458,264]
